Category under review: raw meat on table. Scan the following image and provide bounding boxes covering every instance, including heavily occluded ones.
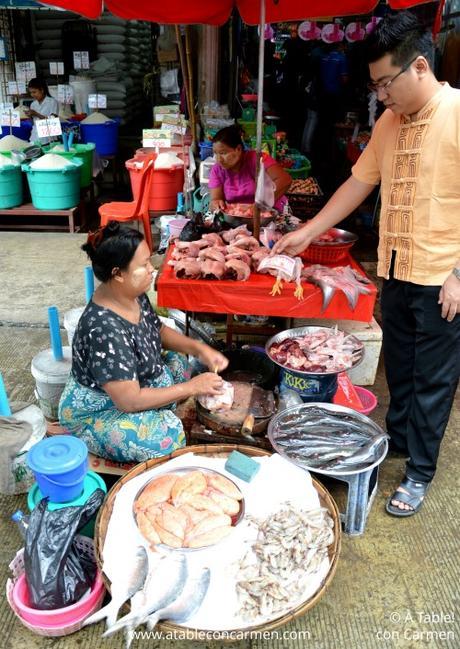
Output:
[224,259,251,281]
[301,264,372,310]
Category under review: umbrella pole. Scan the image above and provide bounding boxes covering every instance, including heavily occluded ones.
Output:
[253,0,266,241]
[175,25,192,124]
[185,26,197,148]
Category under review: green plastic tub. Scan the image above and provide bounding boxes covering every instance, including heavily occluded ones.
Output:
[22,158,82,210]
[285,154,312,179]
[0,164,23,208]
[43,143,95,188]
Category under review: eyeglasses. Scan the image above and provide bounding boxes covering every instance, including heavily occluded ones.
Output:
[367,56,419,93]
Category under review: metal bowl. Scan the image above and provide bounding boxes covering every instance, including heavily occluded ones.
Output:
[133,466,245,551]
[310,228,358,246]
[265,325,364,376]
[268,402,388,476]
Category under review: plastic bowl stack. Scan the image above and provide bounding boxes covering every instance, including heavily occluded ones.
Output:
[6,536,105,637]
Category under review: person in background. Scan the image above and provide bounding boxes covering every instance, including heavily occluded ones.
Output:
[59,222,228,463]
[273,11,460,517]
[209,125,292,212]
[25,77,59,144]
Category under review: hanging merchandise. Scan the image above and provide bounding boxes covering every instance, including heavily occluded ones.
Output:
[345,22,366,43]
[366,17,382,35]
[298,21,322,41]
[160,68,180,98]
[321,23,345,44]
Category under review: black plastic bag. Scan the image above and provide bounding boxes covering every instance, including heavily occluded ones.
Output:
[24,489,105,610]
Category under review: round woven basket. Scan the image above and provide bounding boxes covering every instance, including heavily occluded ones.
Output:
[95,444,341,637]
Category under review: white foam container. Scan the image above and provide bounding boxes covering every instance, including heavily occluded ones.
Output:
[30,347,72,420]
[63,307,85,347]
[291,316,382,386]
[9,405,46,494]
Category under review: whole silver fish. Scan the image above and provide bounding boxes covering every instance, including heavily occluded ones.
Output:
[84,545,148,629]
[103,552,188,640]
[146,567,211,631]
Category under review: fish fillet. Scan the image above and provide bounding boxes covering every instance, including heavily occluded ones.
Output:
[135,474,178,510]
[186,525,232,548]
[206,473,243,500]
[171,470,207,506]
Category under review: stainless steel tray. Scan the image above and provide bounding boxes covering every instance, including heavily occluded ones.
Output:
[310,228,358,246]
[265,325,364,376]
[268,402,388,476]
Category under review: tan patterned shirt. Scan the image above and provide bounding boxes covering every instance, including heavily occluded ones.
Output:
[352,83,460,285]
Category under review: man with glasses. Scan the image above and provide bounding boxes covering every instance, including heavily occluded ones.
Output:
[273,12,460,517]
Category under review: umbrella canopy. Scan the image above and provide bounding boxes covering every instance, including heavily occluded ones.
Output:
[41,0,434,24]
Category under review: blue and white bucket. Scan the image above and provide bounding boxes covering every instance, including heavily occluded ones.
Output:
[280,369,338,403]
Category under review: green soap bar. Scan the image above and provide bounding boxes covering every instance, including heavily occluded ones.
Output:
[225,450,260,482]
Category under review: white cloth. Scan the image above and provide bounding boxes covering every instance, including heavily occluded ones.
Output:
[29,95,59,143]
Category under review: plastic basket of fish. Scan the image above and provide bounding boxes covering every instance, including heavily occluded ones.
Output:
[300,228,358,264]
[286,178,325,219]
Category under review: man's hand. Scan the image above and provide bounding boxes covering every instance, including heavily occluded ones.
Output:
[438,273,460,322]
[271,227,313,257]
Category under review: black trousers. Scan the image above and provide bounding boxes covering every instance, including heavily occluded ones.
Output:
[381,277,460,483]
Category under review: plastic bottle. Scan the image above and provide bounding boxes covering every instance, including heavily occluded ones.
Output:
[11,510,30,539]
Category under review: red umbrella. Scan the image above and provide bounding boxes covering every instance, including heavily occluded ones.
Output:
[42,0,434,24]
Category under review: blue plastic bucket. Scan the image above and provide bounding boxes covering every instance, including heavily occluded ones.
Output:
[0,164,23,208]
[22,158,82,210]
[27,471,106,537]
[27,435,88,503]
[0,120,32,143]
[79,118,119,156]
[280,369,338,403]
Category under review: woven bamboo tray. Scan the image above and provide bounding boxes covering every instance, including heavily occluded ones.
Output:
[95,444,341,637]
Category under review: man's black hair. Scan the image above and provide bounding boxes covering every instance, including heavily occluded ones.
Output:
[364,11,434,69]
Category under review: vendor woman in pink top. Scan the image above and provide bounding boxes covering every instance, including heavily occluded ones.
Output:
[208,125,292,212]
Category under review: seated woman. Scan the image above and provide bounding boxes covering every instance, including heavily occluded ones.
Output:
[208,125,292,213]
[59,222,227,463]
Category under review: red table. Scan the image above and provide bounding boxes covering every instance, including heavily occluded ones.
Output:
[156,248,377,322]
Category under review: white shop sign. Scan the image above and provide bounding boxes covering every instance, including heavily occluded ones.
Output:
[7,80,26,95]
[88,94,107,109]
[57,84,74,105]
[0,109,20,127]
[49,62,65,75]
[73,51,90,70]
[15,61,36,82]
[36,117,62,138]
[142,128,171,148]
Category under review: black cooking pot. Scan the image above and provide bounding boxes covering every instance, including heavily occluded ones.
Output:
[221,347,279,389]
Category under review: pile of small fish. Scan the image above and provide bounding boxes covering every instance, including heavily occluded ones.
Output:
[268,326,363,373]
[236,503,334,621]
[169,227,269,281]
[85,546,210,647]
[301,264,372,311]
[134,470,243,549]
[271,406,389,472]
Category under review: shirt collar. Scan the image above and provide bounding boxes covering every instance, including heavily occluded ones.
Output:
[402,82,450,123]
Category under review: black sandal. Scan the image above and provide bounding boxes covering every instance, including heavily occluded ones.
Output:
[386,476,430,518]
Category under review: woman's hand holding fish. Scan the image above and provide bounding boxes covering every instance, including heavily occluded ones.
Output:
[188,372,225,396]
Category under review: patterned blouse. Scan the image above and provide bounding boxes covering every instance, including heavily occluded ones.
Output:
[71,293,164,391]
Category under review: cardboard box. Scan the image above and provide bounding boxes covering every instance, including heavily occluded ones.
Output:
[291,316,383,386]
[157,47,178,63]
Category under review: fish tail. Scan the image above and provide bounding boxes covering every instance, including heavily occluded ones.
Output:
[146,611,161,631]
[102,612,138,638]
[83,600,118,627]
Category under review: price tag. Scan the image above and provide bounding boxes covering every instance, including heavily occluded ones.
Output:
[0,38,7,62]
[49,61,64,75]
[73,51,90,70]
[0,109,20,127]
[36,117,62,138]
[15,61,36,82]
[88,94,107,109]
[7,80,26,95]
[57,84,73,105]
[142,128,172,148]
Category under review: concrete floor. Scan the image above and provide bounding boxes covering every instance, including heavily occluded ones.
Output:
[0,232,459,649]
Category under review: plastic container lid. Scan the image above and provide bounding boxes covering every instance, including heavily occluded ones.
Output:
[30,347,72,384]
[27,436,88,475]
[28,471,106,511]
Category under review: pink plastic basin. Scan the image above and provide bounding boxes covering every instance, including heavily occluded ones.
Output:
[12,570,104,627]
[354,386,378,415]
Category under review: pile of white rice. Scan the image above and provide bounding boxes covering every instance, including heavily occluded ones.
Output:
[80,112,114,124]
[0,135,29,152]
[0,153,17,167]
[30,153,76,170]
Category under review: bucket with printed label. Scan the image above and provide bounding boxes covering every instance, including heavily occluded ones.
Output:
[280,368,338,403]
[63,307,84,347]
[30,348,72,421]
